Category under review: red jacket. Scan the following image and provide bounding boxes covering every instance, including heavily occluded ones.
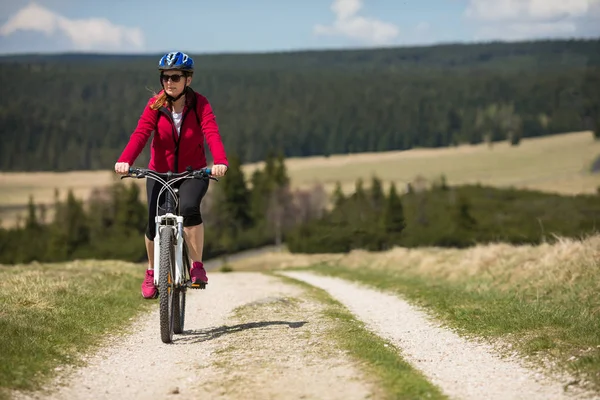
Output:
[117,88,228,172]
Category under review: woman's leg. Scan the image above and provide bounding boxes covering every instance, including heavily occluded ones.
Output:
[178,177,210,283]
[145,178,161,268]
[184,223,204,262]
[141,179,161,299]
[145,236,154,269]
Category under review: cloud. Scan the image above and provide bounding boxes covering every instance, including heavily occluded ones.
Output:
[0,2,144,51]
[314,0,399,45]
[464,0,600,40]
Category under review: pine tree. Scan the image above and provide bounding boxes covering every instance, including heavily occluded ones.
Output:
[64,189,90,254]
[263,149,277,185]
[382,183,406,235]
[46,189,68,261]
[273,152,290,187]
[351,178,369,219]
[219,153,253,230]
[112,181,147,234]
[332,181,345,208]
[269,152,293,245]
[369,175,385,211]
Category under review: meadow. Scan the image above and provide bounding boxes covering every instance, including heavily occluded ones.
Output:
[1,130,599,227]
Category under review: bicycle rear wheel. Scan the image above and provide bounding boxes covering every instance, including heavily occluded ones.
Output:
[159,228,176,343]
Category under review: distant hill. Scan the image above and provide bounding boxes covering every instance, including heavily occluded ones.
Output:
[1,38,599,171]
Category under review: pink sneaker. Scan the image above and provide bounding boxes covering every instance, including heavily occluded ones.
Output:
[141,269,158,299]
[190,262,208,284]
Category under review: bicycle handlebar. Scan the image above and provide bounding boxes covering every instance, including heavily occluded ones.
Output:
[121,166,217,181]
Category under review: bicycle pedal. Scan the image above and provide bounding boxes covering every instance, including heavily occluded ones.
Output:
[186,281,207,289]
[191,283,207,290]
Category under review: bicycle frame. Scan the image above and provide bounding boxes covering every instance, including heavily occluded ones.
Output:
[123,167,214,287]
[123,166,216,343]
[150,173,187,288]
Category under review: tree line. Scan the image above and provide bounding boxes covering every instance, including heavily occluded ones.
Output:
[1,39,599,171]
[285,176,600,253]
[0,152,326,265]
[2,150,599,265]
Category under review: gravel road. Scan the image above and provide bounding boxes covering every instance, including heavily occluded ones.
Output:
[13,271,376,400]
[12,266,596,400]
[281,271,594,400]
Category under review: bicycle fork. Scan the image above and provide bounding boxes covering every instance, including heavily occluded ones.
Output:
[153,214,185,287]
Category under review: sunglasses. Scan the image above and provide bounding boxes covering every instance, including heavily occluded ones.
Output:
[160,73,185,83]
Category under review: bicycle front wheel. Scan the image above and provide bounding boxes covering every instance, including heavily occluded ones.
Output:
[174,242,191,333]
[173,288,186,334]
[159,228,176,343]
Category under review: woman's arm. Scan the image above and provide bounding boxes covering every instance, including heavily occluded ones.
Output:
[117,100,158,165]
[198,95,228,167]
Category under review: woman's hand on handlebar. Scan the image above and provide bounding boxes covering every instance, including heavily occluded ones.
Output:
[114,162,130,175]
[212,164,228,177]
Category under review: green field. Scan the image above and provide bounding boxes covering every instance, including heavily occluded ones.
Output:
[0,260,150,399]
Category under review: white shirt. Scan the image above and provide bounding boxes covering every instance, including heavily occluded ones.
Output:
[172,111,183,136]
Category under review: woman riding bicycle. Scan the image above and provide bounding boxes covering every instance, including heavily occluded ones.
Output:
[114,51,228,299]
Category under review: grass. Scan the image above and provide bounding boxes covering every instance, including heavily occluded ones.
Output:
[0,260,152,399]
[273,235,600,393]
[245,130,600,196]
[2,131,599,227]
[274,273,448,400]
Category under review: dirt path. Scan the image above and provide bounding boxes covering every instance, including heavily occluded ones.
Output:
[12,268,595,400]
[281,271,593,400]
[13,272,377,400]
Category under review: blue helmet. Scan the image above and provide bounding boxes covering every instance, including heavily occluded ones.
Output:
[158,51,194,71]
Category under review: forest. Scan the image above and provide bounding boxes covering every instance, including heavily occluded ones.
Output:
[1,38,599,171]
[2,151,599,265]
[1,38,599,264]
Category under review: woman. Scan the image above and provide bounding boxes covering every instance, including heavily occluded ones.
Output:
[114,51,228,299]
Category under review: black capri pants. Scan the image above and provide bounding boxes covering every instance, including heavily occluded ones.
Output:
[145,177,210,240]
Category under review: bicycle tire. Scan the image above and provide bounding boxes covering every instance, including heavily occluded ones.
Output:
[180,290,186,331]
[174,241,191,334]
[173,288,186,334]
[159,228,175,343]
[173,289,181,334]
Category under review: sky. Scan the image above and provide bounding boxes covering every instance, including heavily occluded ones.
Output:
[0,0,599,55]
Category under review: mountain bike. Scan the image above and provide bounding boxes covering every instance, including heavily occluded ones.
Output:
[122,166,218,343]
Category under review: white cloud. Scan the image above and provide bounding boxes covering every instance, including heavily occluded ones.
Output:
[465,0,600,40]
[314,0,399,45]
[0,2,144,51]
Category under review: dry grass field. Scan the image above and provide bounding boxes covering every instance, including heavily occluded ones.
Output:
[1,130,599,228]
[244,130,600,196]
[225,231,600,278]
